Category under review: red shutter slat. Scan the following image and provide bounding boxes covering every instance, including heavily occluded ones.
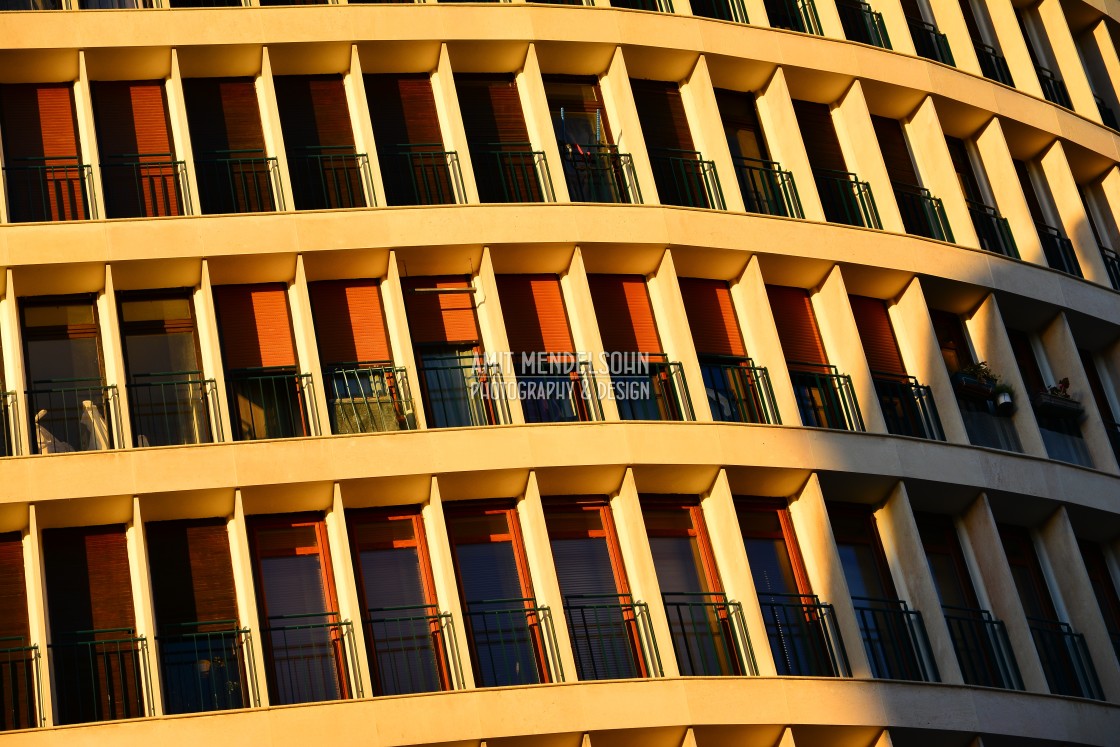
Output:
[182,78,266,154]
[365,74,443,146]
[791,100,846,173]
[630,79,694,152]
[456,74,530,146]
[213,284,297,369]
[495,275,574,354]
[871,116,918,186]
[678,278,747,358]
[274,75,355,149]
[308,279,392,365]
[849,295,906,376]
[402,276,481,346]
[146,519,238,629]
[765,285,828,366]
[43,526,135,634]
[588,274,662,354]
[0,533,28,640]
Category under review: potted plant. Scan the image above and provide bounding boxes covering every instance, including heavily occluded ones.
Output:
[992,382,1015,416]
[1032,377,1084,419]
[951,361,998,400]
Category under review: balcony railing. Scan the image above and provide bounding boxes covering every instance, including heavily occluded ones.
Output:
[757,593,850,677]
[49,628,152,725]
[690,0,747,23]
[287,146,372,210]
[661,592,755,677]
[814,169,881,229]
[1035,66,1073,109]
[967,200,1019,259]
[893,183,954,242]
[100,154,189,218]
[563,593,663,681]
[611,356,694,422]
[1099,245,1120,290]
[851,597,939,682]
[699,356,781,425]
[975,43,1014,86]
[957,396,1022,452]
[1028,617,1104,700]
[514,355,604,424]
[0,0,63,7]
[3,157,95,222]
[610,0,674,11]
[0,391,20,458]
[872,373,945,441]
[157,621,258,714]
[732,157,804,218]
[463,598,563,687]
[0,638,41,731]
[1094,96,1119,130]
[942,606,1023,690]
[417,353,511,428]
[836,0,891,49]
[226,369,316,441]
[764,0,823,34]
[907,18,954,66]
[194,150,282,214]
[1036,223,1083,277]
[28,379,121,454]
[364,605,461,696]
[560,144,642,204]
[128,371,220,447]
[167,0,244,6]
[472,143,555,203]
[324,363,414,434]
[788,362,865,431]
[380,144,465,206]
[264,613,360,705]
[648,148,726,210]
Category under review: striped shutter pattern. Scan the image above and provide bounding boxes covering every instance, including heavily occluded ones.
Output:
[213,284,297,370]
[308,279,392,365]
[0,532,34,729]
[765,285,828,366]
[849,295,906,376]
[455,74,530,146]
[364,74,449,206]
[273,75,355,149]
[587,274,662,354]
[679,278,747,357]
[146,519,238,630]
[630,79,694,151]
[495,274,574,354]
[43,526,135,634]
[791,100,846,173]
[0,533,28,640]
[402,276,481,346]
[182,77,266,153]
[871,116,918,186]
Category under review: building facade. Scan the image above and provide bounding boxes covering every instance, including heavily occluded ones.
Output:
[1,0,1120,745]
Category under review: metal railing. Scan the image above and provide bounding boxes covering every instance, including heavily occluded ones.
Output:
[764,0,823,34]
[732,157,803,218]
[194,150,282,214]
[836,0,891,49]
[1036,223,1083,277]
[128,371,219,447]
[463,598,563,687]
[689,0,747,23]
[967,200,1020,259]
[28,379,121,454]
[612,357,694,422]
[814,169,881,229]
[563,594,663,681]
[287,146,372,210]
[226,369,316,441]
[957,395,1022,453]
[942,606,1023,690]
[383,144,465,206]
[1035,66,1073,109]
[1095,96,1119,130]
[3,157,95,222]
[472,143,555,203]
[851,597,939,682]
[872,373,945,441]
[975,43,1014,86]
[560,144,642,204]
[49,628,152,725]
[157,621,258,714]
[699,356,781,425]
[1028,617,1104,700]
[610,0,674,11]
[893,183,954,242]
[0,0,64,7]
[1101,245,1120,291]
[417,354,511,428]
[0,391,19,458]
[757,593,850,677]
[514,355,604,424]
[907,18,954,66]
[77,0,157,6]
[364,605,461,696]
[661,592,755,677]
[788,362,865,431]
[648,148,726,210]
[324,363,414,434]
[264,613,360,705]
[0,638,41,731]
[100,154,189,218]
[167,0,244,6]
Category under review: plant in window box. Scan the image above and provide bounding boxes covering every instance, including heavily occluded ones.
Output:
[992,382,1015,416]
[951,361,998,400]
[1032,377,1085,419]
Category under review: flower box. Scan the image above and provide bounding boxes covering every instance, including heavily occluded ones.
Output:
[951,372,995,400]
[1032,392,1084,420]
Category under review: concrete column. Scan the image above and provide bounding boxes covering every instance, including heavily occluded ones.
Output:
[679,56,745,212]
[874,482,964,684]
[1093,165,1120,249]
[1037,506,1120,701]
[609,468,679,676]
[958,493,1048,692]
[1084,20,1120,121]
[323,485,372,698]
[431,44,480,204]
[811,265,889,434]
[888,276,968,444]
[831,80,905,233]
[195,260,234,441]
[729,256,799,425]
[2,270,30,455]
[755,67,825,221]
[516,45,568,203]
[422,477,475,689]
[561,247,620,421]
[383,251,425,430]
[743,0,768,27]
[700,469,775,675]
[228,490,270,707]
[100,265,133,450]
[74,52,104,220]
[288,256,330,436]
[343,44,384,208]
[127,497,163,716]
[927,0,983,75]
[257,47,294,212]
[598,47,657,206]
[167,49,201,216]
[1038,140,1111,284]
[0,95,8,222]
[25,505,52,725]
[905,96,980,248]
[515,472,578,681]
[786,473,873,678]
[1033,0,1099,121]
[983,0,1045,98]
[648,250,710,421]
[973,117,1046,266]
[965,293,1047,457]
[476,246,525,425]
[813,0,848,39]
[874,0,918,56]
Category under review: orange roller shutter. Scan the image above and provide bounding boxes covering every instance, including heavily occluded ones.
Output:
[273,75,355,149]
[147,519,239,630]
[849,295,906,376]
[587,274,662,354]
[495,274,574,354]
[308,279,392,365]
[678,278,747,357]
[765,285,828,366]
[0,533,28,640]
[213,284,297,370]
[629,80,694,151]
[43,526,135,634]
[402,276,481,346]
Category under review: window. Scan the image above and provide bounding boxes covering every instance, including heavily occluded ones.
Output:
[0,532,35,730]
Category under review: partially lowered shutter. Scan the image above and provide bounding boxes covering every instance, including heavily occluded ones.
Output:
[402,276,480,346]
[181,77,266,153]
[273,75,355,149]
[849,295,906,376]
[213,284,297,370]
[765,285,828,366]
[495,274,574,353]
[146,519,238,630]
[43,525,134,634]
[0,533,28,640]
[309,279,392,365]
[679,278,747,357]
[871,116,918,186]
[588,274,661,354]
[630,79,694,151]
[791,100,846,173]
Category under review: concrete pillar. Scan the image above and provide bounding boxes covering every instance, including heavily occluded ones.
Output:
[516,45,568,203]
[874,0,918,56]
[382,251,426,429]
[195,259,234,441]
[476,246,526,425]
[973,116,1046,265]
[167,49,201,216]
[927,0,983,75]
[25,505,52,725]
[755,67,826,222]
[2,270,29,455]
[431,44,480,204]
[561,247,620,421]
[288,256,330,436]
[343,44,384,208]
[983,0,1045,98]
[831,80,905,233]
[813,0,848,39]
[679,55,744,212]
[1093,165,1120,250]
[74,52,104,220]
[100,265,133,450]
[905,96,980,248]
[1033,0,1099,121]
[647,250,710,421]
[228,490,270,707]
[598,47,657,206]
[1084,20,1120,121]
[743,0,768,27]
[422,477,475,688]
[323,485,372,698]
[127,497,163,716]
[257,47,294,212]
[1038,140,1111,285]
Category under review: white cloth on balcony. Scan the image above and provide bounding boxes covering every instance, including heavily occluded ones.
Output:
[34,409,73,454]
[79,400,111,451]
